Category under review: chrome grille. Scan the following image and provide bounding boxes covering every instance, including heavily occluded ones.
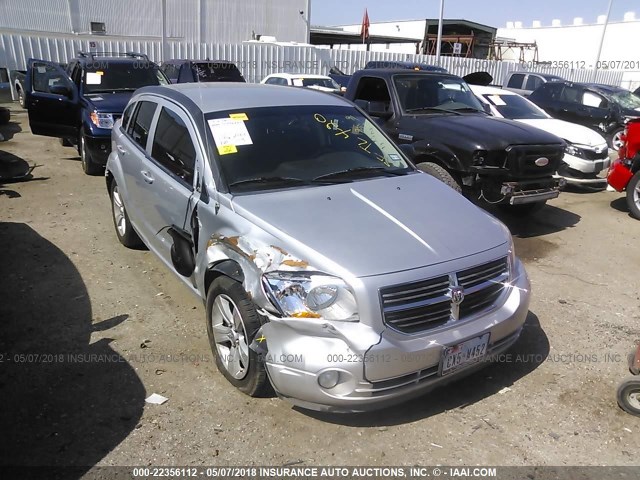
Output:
[380,257,509,334]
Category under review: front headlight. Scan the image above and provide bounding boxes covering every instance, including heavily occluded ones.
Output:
[262,272,358,321]
[90,112,115,129]
[564,143,584,158]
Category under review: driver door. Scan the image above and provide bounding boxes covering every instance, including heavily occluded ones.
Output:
[25,59,79,139]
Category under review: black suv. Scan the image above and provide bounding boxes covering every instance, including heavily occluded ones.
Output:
[529,81,640,151]
[24,52,168,175]
[160,60,245,84]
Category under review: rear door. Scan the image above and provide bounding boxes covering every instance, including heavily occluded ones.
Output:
[25,59,79,138]
[579,89,611,129]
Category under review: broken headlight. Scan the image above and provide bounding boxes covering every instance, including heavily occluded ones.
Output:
[262,272,358,321]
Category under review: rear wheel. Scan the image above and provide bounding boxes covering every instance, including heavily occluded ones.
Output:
[416,162,462,193]
[109,181,143,248]
[80,130,103,176]
[205,276,271,397]
[608,128,625,151]
[626,171,640,220]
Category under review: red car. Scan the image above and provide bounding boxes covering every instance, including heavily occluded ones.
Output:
[608,119,640,219]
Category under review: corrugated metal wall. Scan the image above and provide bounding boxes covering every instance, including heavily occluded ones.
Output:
[0,31,625,87]
[0,0,307,44]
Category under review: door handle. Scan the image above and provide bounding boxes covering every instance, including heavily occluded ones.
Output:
[116,145,127,154]
[141,170,154,184]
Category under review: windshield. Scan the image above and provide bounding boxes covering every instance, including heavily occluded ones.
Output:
[300,78,340,89]
[205,105,412,193]
[193,62,245,82]
[394,75,485,113]
[608,90,640,110]
[482,93,549,119]
[84,62,168,93]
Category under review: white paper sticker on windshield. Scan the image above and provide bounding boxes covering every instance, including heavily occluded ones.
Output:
[86,72,102,85]
[208,118,253,152]
[487,95,506,106]
[292,78,304,87]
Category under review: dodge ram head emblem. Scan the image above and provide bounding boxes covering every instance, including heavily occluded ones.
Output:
[449,286,465,305]
[535,157,550,167]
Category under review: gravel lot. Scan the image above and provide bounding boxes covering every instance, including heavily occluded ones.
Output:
[1,102,639,471]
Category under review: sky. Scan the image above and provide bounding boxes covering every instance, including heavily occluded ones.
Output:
[310,0,639,28]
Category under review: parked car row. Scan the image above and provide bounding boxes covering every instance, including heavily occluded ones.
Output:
[17,51,639,412]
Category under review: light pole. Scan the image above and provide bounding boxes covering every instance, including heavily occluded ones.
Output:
[161,0,167,61]
[435,0,444,65]
[592,0,613,83]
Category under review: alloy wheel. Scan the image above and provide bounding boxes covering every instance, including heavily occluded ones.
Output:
[210,294,250,380]
[112,185,127,236]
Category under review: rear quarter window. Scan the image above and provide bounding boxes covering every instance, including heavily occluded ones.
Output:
[507,73,525,89]
[127,100,157,150]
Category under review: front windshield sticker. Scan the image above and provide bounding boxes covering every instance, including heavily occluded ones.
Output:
[229,113,249,121]
[208,118,253,155]
[487,95,506,106]
[86,72,102,85]
[292,78,304,87]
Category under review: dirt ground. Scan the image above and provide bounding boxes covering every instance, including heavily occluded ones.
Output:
[1,101,639,471]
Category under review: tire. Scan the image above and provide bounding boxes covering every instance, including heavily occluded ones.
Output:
[608,127,625,152]
[17,86,25,108]
[58,138,73,147]
[616,378,640,417]
[416,162,462,193]
[205,276,271,397]
[499,201,547,216]
[0,108,9,125]
[80,130,103,176]
[109,180,143,248]
[626,171,640,220]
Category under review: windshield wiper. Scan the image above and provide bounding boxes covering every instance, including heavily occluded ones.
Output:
[313,166,404,182]
[453,106,485,113]
[229,176,311,188]
[404,106,462,115]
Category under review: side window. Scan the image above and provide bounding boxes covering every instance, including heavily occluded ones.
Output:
[507,73,525,89]
[265,77,279,85]
[560,86,581,104]
[582,91,607,108]
[32,62,71,94]
[122,102,136,130]
[354,77,391,102]
[151,107,197,185]
[128,101,157,149]
[525,75,543,91]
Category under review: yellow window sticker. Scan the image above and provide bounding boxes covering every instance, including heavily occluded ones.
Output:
[218,145,238,155]
[229,113,249,121]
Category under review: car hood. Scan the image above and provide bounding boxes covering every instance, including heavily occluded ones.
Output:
[230,173,508,278]
[517,118,607,147]
[85,92,134,113]
[405,114,563,148]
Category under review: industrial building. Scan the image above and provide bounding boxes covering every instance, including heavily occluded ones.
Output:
[0,0,310,44]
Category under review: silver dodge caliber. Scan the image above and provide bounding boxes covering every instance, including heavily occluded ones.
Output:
[106,83,531,412]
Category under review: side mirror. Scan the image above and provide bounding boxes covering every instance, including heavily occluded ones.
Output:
[50,84,71,97]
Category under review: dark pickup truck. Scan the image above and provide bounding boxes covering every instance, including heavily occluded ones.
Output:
[344,69,566,212]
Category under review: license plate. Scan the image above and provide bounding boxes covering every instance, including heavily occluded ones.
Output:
[440,333,490,376]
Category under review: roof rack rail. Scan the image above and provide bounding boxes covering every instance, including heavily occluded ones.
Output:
[77,51,150,61]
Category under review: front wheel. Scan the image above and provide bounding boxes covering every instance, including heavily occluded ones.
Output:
[205,276,271,397]
[17,86,25,108]
[626,171,640,220]
[616,378,640,417]
[416,162,462,193]
[80,131,103,176]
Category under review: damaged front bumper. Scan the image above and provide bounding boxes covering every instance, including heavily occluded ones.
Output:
[254,260,530,412]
